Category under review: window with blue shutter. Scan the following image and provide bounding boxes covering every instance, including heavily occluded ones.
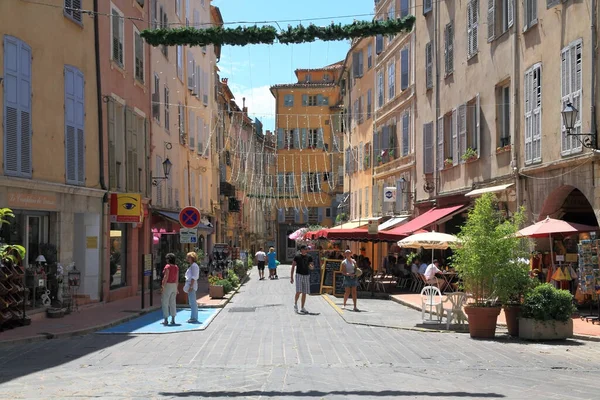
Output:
[318,207,324,222]
[293,129,300,149]
[4,36,32,178]
[284,94,294,107]
[301,128,307,149]
[302,94,308,106]
[277,128,284,149]
[402,112,410,156]
[64,65,85,185]
[317,128,324,149]
[277,208,284,223]
[294,209,300,223]
[302,208,308,223]
[376,35,383,54]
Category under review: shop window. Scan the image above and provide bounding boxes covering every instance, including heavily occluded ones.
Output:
[0,212,49,265]
[110,223,127,288]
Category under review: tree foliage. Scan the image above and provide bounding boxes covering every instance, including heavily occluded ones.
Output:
[452,193,527,306]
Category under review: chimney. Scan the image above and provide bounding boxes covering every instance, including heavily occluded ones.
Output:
[221,78,228,84]
[242,97,248,115]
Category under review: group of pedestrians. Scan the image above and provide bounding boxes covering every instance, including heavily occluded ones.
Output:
[160,252,201,326]
[254,247,278,280]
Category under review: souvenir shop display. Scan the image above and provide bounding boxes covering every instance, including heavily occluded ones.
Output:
[211,244,232,274]
[577,240,600,296]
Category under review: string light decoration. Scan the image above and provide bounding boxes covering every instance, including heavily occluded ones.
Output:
[140,17,416,47]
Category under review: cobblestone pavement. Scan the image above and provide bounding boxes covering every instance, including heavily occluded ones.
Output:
[1,265,600,399]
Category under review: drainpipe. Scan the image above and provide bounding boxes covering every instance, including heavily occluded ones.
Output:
[512,2,522,211]
[591,0,597,150]
[94,0,108,302]
[434,0,440,199]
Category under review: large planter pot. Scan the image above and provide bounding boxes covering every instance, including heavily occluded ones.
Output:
[464,306,502,339]
[518,318,574,341]
[503,305,522,336]
[209,285,224,299]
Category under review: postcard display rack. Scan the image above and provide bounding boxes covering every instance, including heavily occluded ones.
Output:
[577,240,600,321]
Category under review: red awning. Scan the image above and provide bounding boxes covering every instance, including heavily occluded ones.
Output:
[325,228,377,241]
[378,204,467,241]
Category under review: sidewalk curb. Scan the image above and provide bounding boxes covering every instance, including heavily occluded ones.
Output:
[321,294,452,334]
[0,275,250,346]
[389,295,600,342]
[0,305,161,348]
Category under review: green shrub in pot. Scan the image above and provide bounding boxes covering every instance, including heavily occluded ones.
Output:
[521,284,575,322]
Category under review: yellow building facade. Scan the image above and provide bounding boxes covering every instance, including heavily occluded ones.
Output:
[271,63,344,261]
[0,0,104,300]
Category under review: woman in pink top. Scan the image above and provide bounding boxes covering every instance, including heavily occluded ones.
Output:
[161,253,179,325]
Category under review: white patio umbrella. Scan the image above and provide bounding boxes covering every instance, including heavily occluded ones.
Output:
[397,231,461,260]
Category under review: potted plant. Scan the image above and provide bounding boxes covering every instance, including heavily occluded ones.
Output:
[376,155,383,165]
[444,158,453,168]
[519,283,576,340]
[208,275,225,299]
[452,193,526,339]
[389,149,395,159]
[461,147,478,163]
[495,259,538,336]
[364,155,370,168]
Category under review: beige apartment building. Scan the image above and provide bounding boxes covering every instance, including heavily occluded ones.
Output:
[371,0,416,220]
[411,0,600,234]
[150,0,218,257]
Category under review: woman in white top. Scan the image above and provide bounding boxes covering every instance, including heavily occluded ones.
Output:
[340,249,359,311]
[184,252,200,323]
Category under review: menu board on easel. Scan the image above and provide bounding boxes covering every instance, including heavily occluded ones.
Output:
[333,272,345,297]
[320,259,342,293]
[308,251,322,295]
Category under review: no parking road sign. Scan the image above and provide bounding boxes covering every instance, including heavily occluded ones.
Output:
[179,206,201,228]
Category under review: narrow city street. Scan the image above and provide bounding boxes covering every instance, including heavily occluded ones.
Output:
[1,265,599,399]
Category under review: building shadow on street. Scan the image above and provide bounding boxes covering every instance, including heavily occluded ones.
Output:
[0,334,134,386]
[159,389,505,398]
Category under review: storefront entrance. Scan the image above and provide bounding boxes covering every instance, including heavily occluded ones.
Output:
[539,187,599,227]
[0,211,50,266]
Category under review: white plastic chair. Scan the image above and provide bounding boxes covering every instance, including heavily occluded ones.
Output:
[442,292,467,330]
[420,286,443,323]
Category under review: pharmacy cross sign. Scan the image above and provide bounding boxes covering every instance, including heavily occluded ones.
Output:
[179,206,201,229]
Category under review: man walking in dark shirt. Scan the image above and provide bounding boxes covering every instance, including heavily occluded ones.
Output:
[290,245,314,314]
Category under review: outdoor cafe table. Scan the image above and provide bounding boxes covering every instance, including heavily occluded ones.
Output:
[441,271,458,293]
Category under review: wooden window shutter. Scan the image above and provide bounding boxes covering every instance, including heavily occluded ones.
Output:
[458,104,467,162]
[3,36,32,178]
[64,66,85,185]
[107,101,117,188]
[436,116,444,171]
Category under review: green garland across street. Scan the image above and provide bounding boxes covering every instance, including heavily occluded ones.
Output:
[140,16,416,47]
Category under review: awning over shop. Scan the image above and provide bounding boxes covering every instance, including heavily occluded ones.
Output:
[329,218,379,230]
[153,210,214,232]
[465,183,514,197]
[378,216,408,231]
[378,205,467,241]
[325,228,375,242]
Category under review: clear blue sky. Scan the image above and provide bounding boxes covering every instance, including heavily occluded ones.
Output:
[212,0,375,132]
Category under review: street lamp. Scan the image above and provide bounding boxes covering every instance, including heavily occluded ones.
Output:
[561,102,597,149]
[399,177,415,199]
[152,157,172,186]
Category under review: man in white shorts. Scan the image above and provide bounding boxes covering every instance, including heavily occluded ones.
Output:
[290,245,314,314]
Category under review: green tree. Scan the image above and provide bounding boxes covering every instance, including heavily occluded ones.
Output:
[452,193,527,306]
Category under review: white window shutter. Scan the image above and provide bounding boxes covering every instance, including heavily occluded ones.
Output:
[487,0,495,41]
[196,65,201,97]
[524,69,533,164]
[467,2,473,57]
[458,104,467,162]
[475,93,481,156]
[472,0,479,53]
[437,116,444,171]
[533,66,542,162]
[452,108,459,165]
[423,123,434,174]
[508,0,514,28]
[187,51,194,89]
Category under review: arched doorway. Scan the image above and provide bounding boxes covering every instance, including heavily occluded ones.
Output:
[538,186,599,227]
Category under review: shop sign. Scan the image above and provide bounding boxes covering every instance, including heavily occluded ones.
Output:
[8,191,57,210]
[368,220,378,234]
[86,236,98,249]
[110,193,142,223]
[383,187,397,203]
[180,228,198,244]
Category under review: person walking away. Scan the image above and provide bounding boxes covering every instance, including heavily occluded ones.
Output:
[255,247,267,280]
[184,252,200,323]
[341,249,359,311]
[290,245,314,314]
[161,253,179,325]
[267,247,277,279]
